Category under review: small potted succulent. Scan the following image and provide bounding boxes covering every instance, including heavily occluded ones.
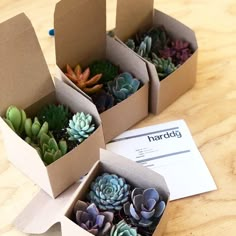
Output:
[124,25,193,81]
[65,59,143,114]
[71,172,166,236]
[3,104,97,166]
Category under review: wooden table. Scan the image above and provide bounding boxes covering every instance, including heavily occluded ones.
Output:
[1,0,236,235]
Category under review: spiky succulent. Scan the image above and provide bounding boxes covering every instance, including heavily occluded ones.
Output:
[36,133,67,165]
[123,188,166,228]
[151,53,177,80]
[110,220,141,236]
[67,112,96,143]
[37,104,71,130]
[73,200,114,236]
[88,60,120,84]
[88,173,130,211]
[4,105,27,135]
[125,39,135,51]
[107,72,141,103]
[91,90,114,113]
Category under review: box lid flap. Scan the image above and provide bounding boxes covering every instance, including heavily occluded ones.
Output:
[54,0,106,69]
[0,13,54,115]
[115,0,154,41]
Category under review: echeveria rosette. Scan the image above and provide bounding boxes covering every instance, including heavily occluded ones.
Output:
[73,200,114,236]
[123,188,166,228]
[110,220,141,236]
[107,72,141,103]
[67,112,96,143]
[88,173,130,211]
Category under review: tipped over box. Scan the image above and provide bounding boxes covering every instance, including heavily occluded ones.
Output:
[0,13,105,198]
[115,0,198,114]
[54,0,149,143]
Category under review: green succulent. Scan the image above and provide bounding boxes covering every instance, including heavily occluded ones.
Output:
[4,105,27,135]
[125,39,136,51]
[151,53,177,80]
[107,72,141,103]
[110,220,141,236]
[136,36,152,58]
[88,60,120,84]
[88,173,130,211]
[37,133,67,165]
[37,104,71,130]
[67,112,96,143]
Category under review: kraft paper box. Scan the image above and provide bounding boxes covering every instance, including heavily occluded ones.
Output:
[114,0,198,114]
[0,13,105,198]
[14,149,170,236]
[54,0,149,143]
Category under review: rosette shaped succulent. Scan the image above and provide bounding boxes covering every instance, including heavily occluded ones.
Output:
[125,39,136,51]
[110,220,141,236]
[151,53,177,81]
[67,112,96,143]
[123,188,166,228]
[107,72,141,103]
[74,200,114,236]
[88,173,130,211]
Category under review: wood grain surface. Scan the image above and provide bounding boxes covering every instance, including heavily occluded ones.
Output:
[1,0,236,235]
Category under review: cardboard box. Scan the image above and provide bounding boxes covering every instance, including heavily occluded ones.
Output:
[0,13,105,198]
[54,0,149,143]
[114,0,198,114]
[14,149,170,236]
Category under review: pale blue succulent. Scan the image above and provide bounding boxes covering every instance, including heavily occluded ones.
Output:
[88,173,130,211]
[107,72,141,103]
[123,188,166,228]
[110,220,141,236]
[67,112,95,143]
[137,36,152,58]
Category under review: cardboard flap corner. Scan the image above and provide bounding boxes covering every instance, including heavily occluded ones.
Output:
[115,0,154,41]
[54,0,106,69]
[0,13,54,115]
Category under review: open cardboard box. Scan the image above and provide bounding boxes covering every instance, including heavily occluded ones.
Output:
[0,13,105,198]
[114,0,198,114]
[14,149,170,236]
[54,0,149,143]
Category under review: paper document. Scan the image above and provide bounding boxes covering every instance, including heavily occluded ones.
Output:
[106,120,217,201]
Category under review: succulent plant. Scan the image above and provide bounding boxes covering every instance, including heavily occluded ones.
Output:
[24,117,49,143]
[4,105,27,135]
[67,112,96,143]
[151,53,177,80]
[73,200,114,236]
[65,64,103,94]
[110,220,141,236]
[37,104,71,130]
[136,36,152,58]
[107,72,141,103]
[91,90,114,113]
[88,60,120,84]
[88,173,130,211]
[36,133,67,165]
[123,188,166,228]
[125,39,136,51]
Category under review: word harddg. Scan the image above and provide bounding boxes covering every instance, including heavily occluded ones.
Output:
[147,130,182,142]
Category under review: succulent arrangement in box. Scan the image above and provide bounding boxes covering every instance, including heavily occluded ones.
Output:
[124,25,193,80]
[65,60,142,114]
[71,172,166,236]
[3,104,97,165]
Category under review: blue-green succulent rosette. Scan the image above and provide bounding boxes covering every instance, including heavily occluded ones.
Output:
[88,173,131,211]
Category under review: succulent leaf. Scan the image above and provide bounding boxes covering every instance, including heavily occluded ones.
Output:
[110,220,141,236]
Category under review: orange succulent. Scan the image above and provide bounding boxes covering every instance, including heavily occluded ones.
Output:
[65,64,103,94]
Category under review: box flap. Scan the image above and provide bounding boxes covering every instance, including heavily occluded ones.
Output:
[0,13,54,115]
[54,0,106,69]
[115,0,154,41]
[13,182,80,234]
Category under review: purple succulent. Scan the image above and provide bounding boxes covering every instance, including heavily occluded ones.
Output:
[91,90,114,113]
[123,188,166,228]
[73,200,114,236]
